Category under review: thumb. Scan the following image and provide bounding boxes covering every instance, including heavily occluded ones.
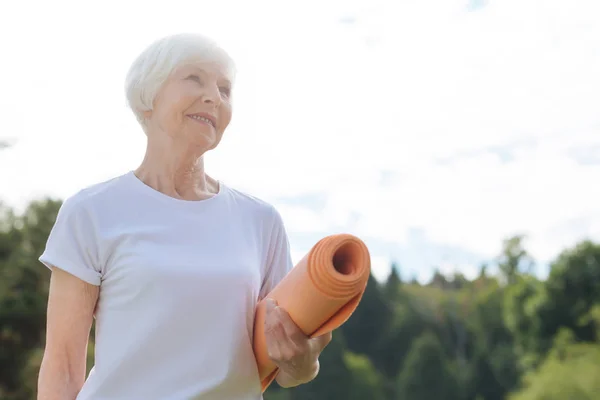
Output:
[265,297,277,306]
[264,298,277,315]
[312,331,333,349]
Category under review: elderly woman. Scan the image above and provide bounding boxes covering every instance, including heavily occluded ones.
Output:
[37,33,331,399]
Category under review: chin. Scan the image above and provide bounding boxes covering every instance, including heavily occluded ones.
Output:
[191,135,219,151]
[182,126,221,150]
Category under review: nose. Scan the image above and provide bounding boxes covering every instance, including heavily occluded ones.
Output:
[201,84,221,106]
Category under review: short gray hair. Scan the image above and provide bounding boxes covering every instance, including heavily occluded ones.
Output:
[124,33,236,126]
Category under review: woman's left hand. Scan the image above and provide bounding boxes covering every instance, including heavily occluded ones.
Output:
[263,298,332,387]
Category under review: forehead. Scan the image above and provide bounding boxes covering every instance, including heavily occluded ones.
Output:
[175,61,233,84]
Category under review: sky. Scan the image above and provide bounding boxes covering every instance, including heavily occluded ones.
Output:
[1,0,599,283]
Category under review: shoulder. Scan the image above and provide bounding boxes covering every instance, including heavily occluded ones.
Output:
[222,183,284,226]
[57,172,130,218]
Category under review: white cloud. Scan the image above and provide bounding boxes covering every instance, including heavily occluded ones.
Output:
[1,0,599,280]
[370,256,393,283]
[276,205,329,233]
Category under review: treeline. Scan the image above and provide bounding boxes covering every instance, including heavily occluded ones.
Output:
[1,198,599,399]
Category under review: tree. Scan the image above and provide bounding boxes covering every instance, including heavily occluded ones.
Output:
[503,239,600,375]
[428,268,449,289]
[479,263,488,279]
[343,352,387,400]
[539,241,600,344]
[374,294,428,384]
[470,283,521,400]
[448,272,469,290]
[497,235,534,285]
[504,275,550,369]
[396,330,461,400]
[0,198,61,398]
[286,332,355,400]
[508,335,600,400]
[339,273,392,358]
[384,262,402,302]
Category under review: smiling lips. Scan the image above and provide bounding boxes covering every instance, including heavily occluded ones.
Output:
[188,113,216,128]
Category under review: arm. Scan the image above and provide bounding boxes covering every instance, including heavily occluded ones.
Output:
[38,268,98,400]
[36,195,104,400]
[259,206,332,388]
[264,298,332,388]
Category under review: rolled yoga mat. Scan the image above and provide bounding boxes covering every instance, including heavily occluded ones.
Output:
[252,233,371,392]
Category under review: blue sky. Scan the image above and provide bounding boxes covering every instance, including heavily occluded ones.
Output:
[1,0,599,283]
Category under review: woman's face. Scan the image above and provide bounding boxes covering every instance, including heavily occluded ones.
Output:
[145,61,233,151]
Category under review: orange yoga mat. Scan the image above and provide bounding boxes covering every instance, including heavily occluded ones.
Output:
[252,233,371,392]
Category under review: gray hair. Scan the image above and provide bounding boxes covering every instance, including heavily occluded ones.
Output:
[124,33,236,127]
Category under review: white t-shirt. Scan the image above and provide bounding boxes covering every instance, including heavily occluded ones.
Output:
[39,171,293,400]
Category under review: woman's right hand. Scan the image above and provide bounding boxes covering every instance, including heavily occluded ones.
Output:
[37,267,98,400]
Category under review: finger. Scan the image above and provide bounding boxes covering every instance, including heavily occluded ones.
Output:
[264,302,287,360]
[264,298,280,330]
[264,297,278,312]
[264,299,280,330]
[312,331,333,350]
[265,323,282,360]
[275,306,307,344]
[320,331,333,344]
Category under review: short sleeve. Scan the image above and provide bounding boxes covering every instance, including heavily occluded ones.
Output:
[259,206,294,300]
[39,196,103,286]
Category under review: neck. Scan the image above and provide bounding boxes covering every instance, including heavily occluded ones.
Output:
[134,134,219,201]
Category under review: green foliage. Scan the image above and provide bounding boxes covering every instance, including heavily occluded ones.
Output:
[384,262,402,302]
[340,274,393,357]
[508,339,600,400]
[286,332,355,400]
[0,198,61,399]
[1,197,600,399]
[543,241,600,342]
[343,351,386,400]
[497,235,534,285]
[468,283,521,400]
[396,330,461,400]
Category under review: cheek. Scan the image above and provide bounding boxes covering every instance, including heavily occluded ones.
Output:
[163,98,194,128]
[219,105,233,131]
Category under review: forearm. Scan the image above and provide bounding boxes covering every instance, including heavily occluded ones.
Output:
[37,356,84,400]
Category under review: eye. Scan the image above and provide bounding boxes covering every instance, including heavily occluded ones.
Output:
[219,86,231,98]
[187,74,201,82]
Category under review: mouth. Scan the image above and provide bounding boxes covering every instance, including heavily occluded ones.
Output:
[188,113,216,129]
